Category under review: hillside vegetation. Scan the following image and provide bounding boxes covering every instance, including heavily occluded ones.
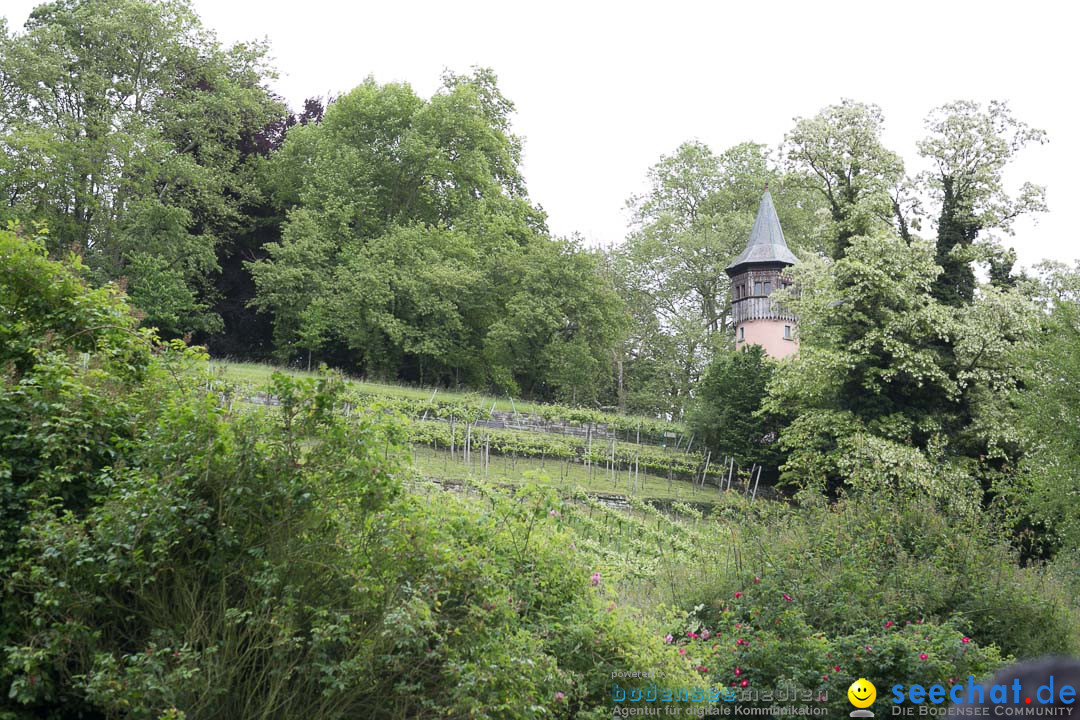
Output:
[4,224,1080,720]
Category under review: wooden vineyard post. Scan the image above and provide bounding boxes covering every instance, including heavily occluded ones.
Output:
[610,438,616,487]
[464,421,472,466]
[751,465,761,502]
[449,414,456,460]
[587,423,594,482]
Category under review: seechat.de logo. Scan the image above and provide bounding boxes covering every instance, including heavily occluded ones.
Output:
[891,675,1076,708]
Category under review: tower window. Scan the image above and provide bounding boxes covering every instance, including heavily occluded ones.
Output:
[784,325,792,340]
[753,281,763,295]
[739,327,745,342]
[763,281,772,294]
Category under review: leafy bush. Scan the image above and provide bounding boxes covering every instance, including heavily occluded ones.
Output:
[667,578,1003,717]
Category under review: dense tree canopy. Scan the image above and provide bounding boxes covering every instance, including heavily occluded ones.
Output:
[0,0,285,334]
[247,71,624,402]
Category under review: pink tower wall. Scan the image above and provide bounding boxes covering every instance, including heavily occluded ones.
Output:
[736,319,798,359]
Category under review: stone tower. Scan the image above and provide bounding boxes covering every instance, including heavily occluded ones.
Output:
[725,189,798,358]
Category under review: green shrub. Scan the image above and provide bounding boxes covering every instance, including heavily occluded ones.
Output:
[667,578,1003,717]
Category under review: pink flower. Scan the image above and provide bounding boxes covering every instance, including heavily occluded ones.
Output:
[678,648,687,655]
[961,637,971,644]
[753,576,761,583]
[687,631,699,639]
[783,593,793,602]
[590,572,601,586]
[884,620,894,628]
[697,665,709,673]
[741,679,749,688]
[833,665,841,672]
[823,675,829,681]
[664,634,673,644]
[701,629,711,640]
[735,591,743,599]
[554,691,566,703]
[735,667,742,676]
[919,653,928,660]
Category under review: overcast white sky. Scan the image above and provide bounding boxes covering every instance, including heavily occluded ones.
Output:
[5,0,1078,268]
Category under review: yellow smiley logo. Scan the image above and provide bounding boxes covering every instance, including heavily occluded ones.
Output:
[848,678,877,708]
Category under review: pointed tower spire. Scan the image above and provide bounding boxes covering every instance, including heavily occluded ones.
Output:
[725,190,798,273]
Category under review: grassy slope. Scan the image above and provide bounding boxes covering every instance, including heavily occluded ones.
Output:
[211,360,722,502]
[210,361,671,420]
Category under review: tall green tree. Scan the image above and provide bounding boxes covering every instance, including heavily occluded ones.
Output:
[0,0,284,334]
[249,70,622,400]
[689,345,781,467]
[917,100,1047,306]
[763,230,1037,502]
[782,99,910,257]
[1011,262,1080,557]
[483,237,625,404]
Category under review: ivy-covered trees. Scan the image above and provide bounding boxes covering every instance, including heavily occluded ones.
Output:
[762,229,1037,505]
[917,101,1048,306]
